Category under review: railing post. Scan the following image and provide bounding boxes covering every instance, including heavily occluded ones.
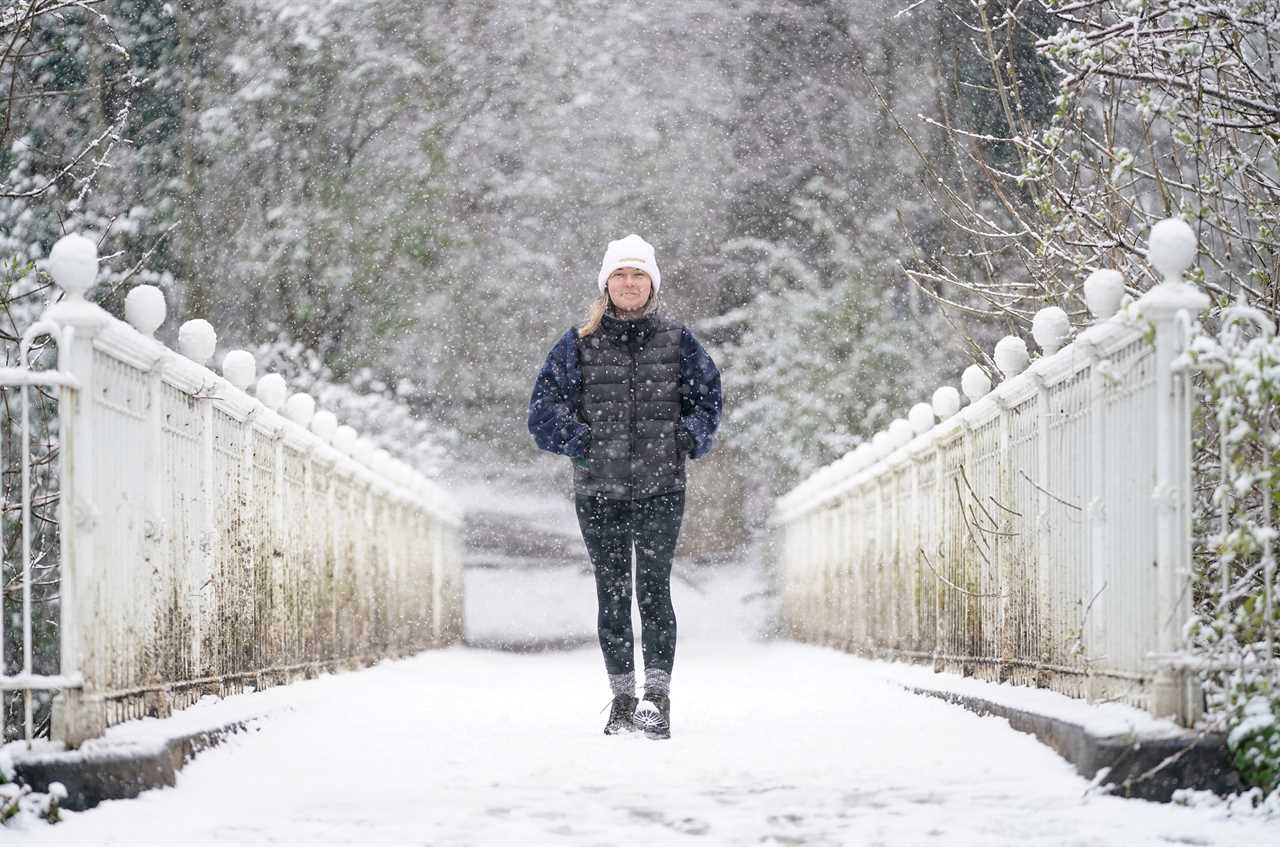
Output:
[995,396,1014,681]
[889,468,901,653]
[871,478,883,652]
[143,353,173,718]
[847,493,858,651]
[239,412,256,679]
[326,460,338,662]
[959,419,975,676]
[1141,260,1210,725]
[1034,373,1053,689]
[430,517,443,644]
[1082,340,1109,703]
[854,487,866,649]
[830,505,840,647]
[910,454,922,651]
[933,446,946,672]
[193,388,215,680]
[44,301,110,747]
[272,429,285,672]
[301,449,315,671]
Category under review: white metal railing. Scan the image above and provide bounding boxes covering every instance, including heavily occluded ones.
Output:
[1,234,464,748]
[773,218,1211,725]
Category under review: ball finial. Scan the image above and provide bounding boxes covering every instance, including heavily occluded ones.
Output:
[222,350,257,390]
[333,425,358,454]
[1147,217,1197,283]
[124,285,166,336]
[871,431,892,461]
[889,418,915,449]
[994,335,1030,378]
[1032,307,1071,355]
[962,364,992,400]
[284,392,316,427]
[178,319,217,364]
[45,233,98,299]
[255,373,287,411]
[310,410,338,442]
[931,386,961,419]
[908,402,935,436]
[1083,269,1125,321]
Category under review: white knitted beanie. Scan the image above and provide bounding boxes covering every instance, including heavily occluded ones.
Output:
[597,234,661,293]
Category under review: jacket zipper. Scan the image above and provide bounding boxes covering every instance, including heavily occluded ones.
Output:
[628,345,638,498]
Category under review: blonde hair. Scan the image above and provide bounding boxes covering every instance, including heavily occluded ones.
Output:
[578,290,657,337]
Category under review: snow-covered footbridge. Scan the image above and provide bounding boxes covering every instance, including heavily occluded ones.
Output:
[9,601,1279,845]
[2,232,1275,842]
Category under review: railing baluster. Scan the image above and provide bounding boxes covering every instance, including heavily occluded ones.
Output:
[1034,374,1051,688]
[1083,340,1107,703]
[21,382,33,744]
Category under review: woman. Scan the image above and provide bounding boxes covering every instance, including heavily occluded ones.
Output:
[528,233,722,740]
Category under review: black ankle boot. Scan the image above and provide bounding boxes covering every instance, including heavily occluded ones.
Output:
[603,694,638,735]
[632,692,670,739]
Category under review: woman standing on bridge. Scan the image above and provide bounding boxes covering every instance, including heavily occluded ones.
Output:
[528,234,722,740]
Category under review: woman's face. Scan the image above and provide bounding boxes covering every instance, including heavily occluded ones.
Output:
[607,267,652,313]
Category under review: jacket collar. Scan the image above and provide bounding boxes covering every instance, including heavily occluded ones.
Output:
[599,310,658,347]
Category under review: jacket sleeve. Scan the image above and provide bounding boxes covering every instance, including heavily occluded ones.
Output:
[678,327,722,459]
[528,329,590,458]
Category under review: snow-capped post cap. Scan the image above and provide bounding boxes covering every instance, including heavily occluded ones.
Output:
[353,437,374,464]
[255,373,287,411]
[333,424,358,454]
[221,350,256,390]
[284,392,316,427]
[1032,307,1071,355]
[1147,217,1197,284]
[994,335,1030,379]
[124,285,166,336]
[45,233,98,299]
[310,409,338,443]
[889,418,914,449]
[908,402,935,436]
[932,385,961,420]
[1083,269,1125,321]
[178,319,217,365]
[962,364,992,401]
[871,430,892,461]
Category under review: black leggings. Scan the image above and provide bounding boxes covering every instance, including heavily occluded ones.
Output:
[575,490,685,676]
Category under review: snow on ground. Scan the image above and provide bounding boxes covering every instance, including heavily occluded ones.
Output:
[861,656,1186,740]
[5,565,1278,845]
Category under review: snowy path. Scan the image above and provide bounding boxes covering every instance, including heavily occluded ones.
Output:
[10,635,1278,845]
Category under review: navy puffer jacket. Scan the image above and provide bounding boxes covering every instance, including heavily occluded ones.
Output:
[528,311,721,499]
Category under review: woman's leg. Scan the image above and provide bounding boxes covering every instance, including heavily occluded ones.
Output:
[576,493,636,695]
[633,490,685,694]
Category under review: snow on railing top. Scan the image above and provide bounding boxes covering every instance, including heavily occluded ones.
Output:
[39,233,460,525]
[774,217,1209,524]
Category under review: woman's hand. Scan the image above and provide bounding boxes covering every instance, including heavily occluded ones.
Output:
[675,426,694,457]
[573,429,591,469]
